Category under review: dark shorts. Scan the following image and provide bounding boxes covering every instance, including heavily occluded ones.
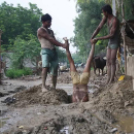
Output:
[108,44,119,49]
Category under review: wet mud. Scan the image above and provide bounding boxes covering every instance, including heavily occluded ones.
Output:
[1,72,134,134]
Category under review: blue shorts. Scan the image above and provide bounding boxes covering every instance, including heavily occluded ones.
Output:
[41,48,58,76]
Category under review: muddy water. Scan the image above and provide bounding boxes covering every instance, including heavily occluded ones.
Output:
[0,119,7,128]
[114,114,134,133]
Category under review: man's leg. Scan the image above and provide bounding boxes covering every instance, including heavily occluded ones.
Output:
[109,48,118,84]
[41,52,50,92]
[83,43,95,73]
[42,67,48,92]
[52,75,57,89]
[51,65,58,89]
[106,47,111,84]
[64,38,76,72]
[51,49,59,89]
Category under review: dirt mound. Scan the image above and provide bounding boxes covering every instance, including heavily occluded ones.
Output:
[93,76,134,112]
[57,72,71,84]
[8,110,115,134]
[12,85,69,107]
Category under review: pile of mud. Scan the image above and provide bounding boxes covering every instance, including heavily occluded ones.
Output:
[93,76,134,112]
[6,110,116,134]
[12,85,69,107]
[57,72,71,84]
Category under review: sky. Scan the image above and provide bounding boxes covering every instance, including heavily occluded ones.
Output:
[0,0,77,53]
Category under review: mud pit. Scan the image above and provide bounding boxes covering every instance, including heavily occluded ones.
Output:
[1,72,134,134]
[12,85,69,107]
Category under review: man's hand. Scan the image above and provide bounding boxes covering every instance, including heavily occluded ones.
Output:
[90,38,98,44]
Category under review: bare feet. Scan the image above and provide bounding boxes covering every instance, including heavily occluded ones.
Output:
[42,86,48,92]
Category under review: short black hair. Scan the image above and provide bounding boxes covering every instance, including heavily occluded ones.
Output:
[102,4,112,14]
[41,14,52,22]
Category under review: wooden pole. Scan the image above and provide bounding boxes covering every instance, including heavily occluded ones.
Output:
[121,0,127,74]
[0,30,3,84]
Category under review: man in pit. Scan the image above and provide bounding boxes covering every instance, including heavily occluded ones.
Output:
[91,4,120,85]
[37,14,66,92]
[64,37,96,102]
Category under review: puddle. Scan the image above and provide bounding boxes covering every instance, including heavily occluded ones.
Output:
[114,114,134,133]
[0,120,6,128]
[0,118,9,128]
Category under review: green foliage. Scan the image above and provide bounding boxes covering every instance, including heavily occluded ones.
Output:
[0,2,42,49]
[56,47,66,63]
[72,52,86,63]
[74,0,107,61]
[6,68,32,78]
[123,0,134,20]
[8,35,41,69]
[98,0,134,21]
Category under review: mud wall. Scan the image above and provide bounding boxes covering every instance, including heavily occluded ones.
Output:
[127,56,134,90]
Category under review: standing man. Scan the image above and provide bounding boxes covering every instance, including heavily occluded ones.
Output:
[37,14,66,92]
[91,4,120,84]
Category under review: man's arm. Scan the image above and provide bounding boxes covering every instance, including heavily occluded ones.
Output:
[91,16,107,39]
[94,18,118,41]
[37,28,66,48]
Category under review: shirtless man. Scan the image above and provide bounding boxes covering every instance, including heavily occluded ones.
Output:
[91,4,120,84]
[37,14,66,92]
[64,37,96,102]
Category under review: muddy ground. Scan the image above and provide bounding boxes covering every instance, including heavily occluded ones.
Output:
[0,71,134,134]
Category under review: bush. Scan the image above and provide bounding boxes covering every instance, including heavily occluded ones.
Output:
[6,68,32,78]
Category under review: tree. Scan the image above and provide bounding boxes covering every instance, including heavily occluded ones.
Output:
[74,0,107,60]
[7,35,40,69]
[0,2,42,50]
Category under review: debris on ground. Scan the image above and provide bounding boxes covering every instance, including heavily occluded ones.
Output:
[1,97,17,105]
[57,73,71,84]
[93,75,134,112]
[1,72,134,134]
